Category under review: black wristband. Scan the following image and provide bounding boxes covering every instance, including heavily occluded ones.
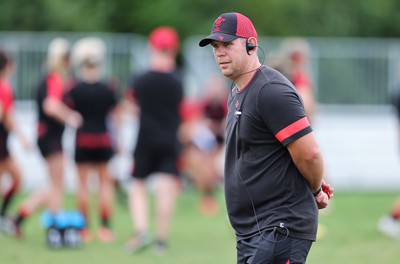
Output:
[313,186,322,197]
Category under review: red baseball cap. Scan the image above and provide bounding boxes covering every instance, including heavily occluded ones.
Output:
[149,26,180,53]
[199,12,258,47]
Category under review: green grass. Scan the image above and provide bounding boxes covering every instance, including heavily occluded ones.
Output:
[308,192,400,264]
[1,190,400,264]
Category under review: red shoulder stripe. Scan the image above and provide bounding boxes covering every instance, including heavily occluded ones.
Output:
[275,117,310,143]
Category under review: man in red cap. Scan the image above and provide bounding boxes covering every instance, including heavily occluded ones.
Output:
[125,26,183,253]
[199,12,334,263]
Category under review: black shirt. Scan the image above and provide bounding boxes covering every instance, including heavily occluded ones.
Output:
[131,70,183,151]
[36,73,65,139]
[224,66,317,241]
[66,81,117,133]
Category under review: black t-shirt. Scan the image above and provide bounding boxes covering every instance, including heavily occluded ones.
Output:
[36,73,65,139]
[224,65,317,241]
[131,70,183,151]
[66,81,117,133]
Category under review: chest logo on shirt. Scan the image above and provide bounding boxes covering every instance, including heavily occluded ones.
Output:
[234,100,242,118]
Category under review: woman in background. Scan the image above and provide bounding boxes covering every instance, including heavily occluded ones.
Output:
[66,37,118,243]
[179,76,228,216]
[0,50,31,236]
[13,38,82,237]
[280,38,316,123]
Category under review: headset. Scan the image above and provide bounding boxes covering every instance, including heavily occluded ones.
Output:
[229,40,264,90]
[246,39,255,55]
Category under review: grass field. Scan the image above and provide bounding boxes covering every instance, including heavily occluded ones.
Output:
[1,190,400,264]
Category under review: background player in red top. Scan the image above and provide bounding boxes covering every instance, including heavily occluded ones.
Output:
[0,50,31,235]
[280,38,316,123]
[124,26,184,253]
[12,38,82,237]
[179,75,228,216]
[65,37,118,243]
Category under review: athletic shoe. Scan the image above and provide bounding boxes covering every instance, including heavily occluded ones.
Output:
[0,217,22,239]
[125,232,152,253]
[81,228,94,244]
[97,227,114,243]
[153,240,168,254]
[378,215,400,240]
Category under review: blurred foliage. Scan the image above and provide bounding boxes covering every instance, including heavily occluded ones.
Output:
[1,0,400,39]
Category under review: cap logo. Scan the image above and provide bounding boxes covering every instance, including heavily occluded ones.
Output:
[218,36,224,41]
[213,16,225,33]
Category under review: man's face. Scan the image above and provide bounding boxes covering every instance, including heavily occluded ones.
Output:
[211,38,248,79]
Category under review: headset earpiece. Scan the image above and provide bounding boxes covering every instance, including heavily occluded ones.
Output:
[246,40,255,55]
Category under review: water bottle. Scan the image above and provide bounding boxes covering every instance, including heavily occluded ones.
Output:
[41,210,54,229]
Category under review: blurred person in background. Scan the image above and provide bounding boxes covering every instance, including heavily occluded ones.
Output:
[71,37,125,208]
[279,38,332,239]
[124,26,183,253]
[378,89,400,240]
[199,12,333,263]
[179,75,228,216]
[0,50,31,234]
[65,37,118,243]
[280,38,316,123]
[12,38,82,238]
[265,50,284,74]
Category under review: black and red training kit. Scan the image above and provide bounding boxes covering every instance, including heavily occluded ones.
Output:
[129,70,184,178]
[66,81,117,163]
[224,65,318,241]
[36,73,66,157]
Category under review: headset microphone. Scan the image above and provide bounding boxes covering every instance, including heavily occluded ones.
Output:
[229,42,265,90]
[246,40,255,55]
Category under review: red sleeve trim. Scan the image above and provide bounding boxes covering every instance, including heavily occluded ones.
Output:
[275,117,310,143]
[0,80,14,114]
[46,74,63,101]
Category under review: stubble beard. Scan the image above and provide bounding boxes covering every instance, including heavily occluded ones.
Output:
[220,68,235,80]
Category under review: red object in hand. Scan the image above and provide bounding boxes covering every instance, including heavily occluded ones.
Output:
[321,181,334,199]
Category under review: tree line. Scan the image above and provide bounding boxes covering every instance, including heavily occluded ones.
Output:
[1,0,399,40]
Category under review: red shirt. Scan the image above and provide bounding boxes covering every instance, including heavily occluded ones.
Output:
[47,73,64,101]
[291,71,311,92]
[0,79,14,115]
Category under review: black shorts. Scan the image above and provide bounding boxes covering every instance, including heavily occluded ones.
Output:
[132,145,180,179]
[0,126,9,161]
[74,131,114,163]
[236,228,313,264]
[75,147,114,163]
[0,137,9,161]
[37,135,63,158]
